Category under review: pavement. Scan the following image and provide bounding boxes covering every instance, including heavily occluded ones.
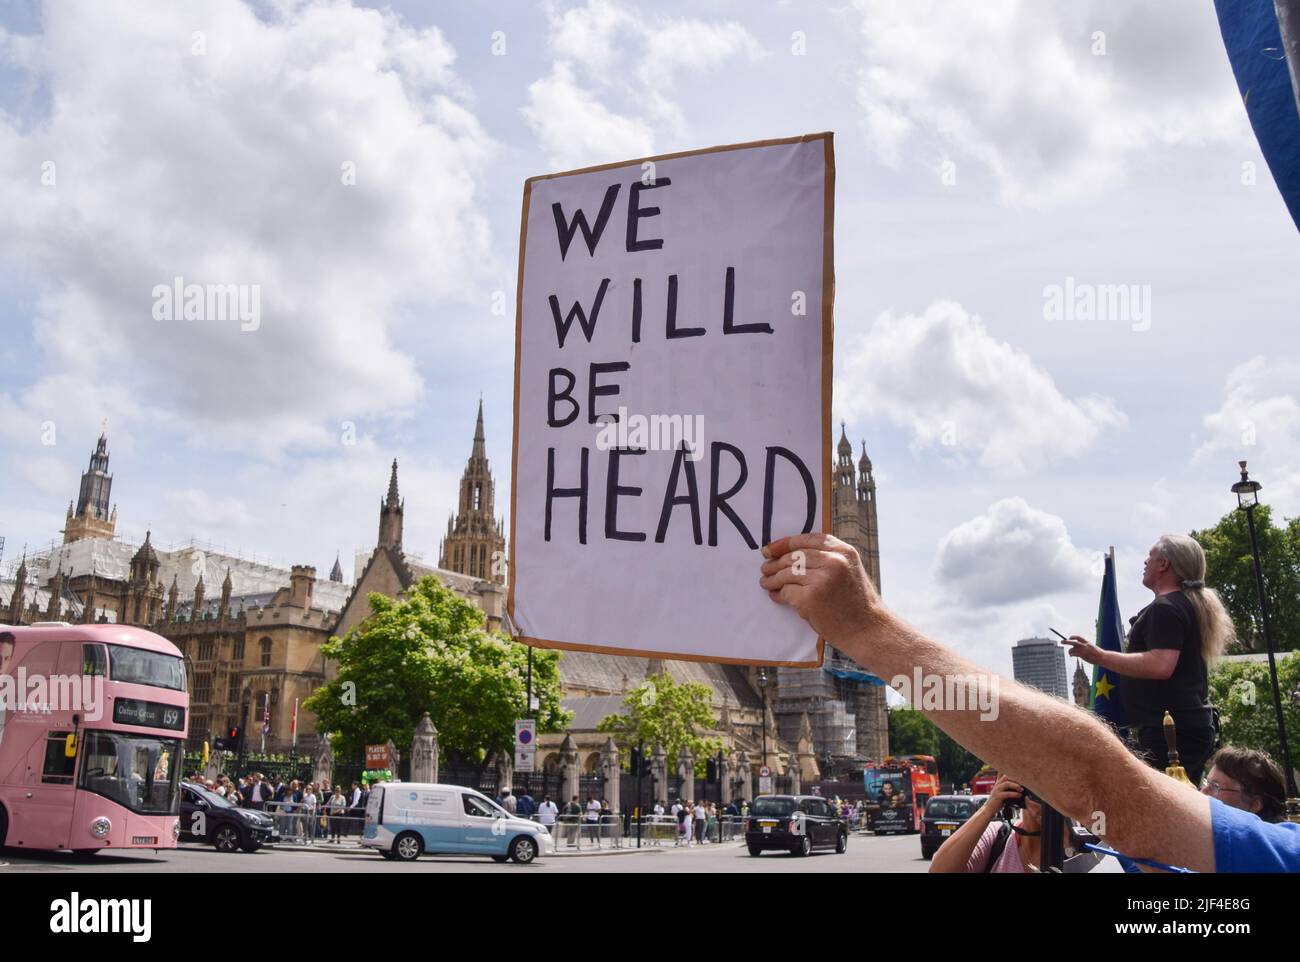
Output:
[0,830,932,873]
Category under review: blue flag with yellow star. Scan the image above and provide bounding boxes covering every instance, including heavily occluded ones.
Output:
[1091,552,1126,730]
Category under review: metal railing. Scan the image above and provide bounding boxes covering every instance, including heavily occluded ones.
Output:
[626,814,746,846]
[541,814,625,850]
[262,800,365,844]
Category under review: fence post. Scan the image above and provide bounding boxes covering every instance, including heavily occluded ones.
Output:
[600,737,621,816]
[314,733,333,786]
[650,742,667,809]
[678,745,695,804]
[411,713,438,783]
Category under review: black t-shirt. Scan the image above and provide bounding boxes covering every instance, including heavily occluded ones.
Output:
[1120,591,1211,728]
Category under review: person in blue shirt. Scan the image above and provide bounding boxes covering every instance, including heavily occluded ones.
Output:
[759,532,1300,873]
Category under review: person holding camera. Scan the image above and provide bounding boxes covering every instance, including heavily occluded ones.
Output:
[930,776,1043,873]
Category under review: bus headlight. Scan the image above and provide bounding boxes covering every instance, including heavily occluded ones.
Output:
[90,817,112,839]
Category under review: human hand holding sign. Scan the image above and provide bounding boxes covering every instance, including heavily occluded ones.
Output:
[759,532,883,646]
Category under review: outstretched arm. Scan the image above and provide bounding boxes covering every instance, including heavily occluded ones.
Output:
[759,533,1214,872]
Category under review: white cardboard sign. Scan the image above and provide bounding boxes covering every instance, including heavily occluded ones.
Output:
[509,134,834,667]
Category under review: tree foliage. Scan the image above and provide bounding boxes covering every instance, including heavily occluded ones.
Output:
[597,672,720,776]
[1192,505,1300,653]
[305,576,569,767]
[888,707,984,791]
[1207,652,1300,765]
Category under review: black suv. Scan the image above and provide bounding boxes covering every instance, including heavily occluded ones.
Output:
[745,795,848,857]
[920,794,988,860]
[180,782,278,853]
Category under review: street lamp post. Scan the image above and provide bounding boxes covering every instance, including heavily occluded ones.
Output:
[757,667,768,771]
[1231,461,1300,821]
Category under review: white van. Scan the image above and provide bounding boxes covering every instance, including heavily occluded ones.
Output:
[361,783,554,864]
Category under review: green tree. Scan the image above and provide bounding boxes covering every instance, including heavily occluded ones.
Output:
[1207,652,1300,764]
[887,707,938,757]
[1192,506,1300,653]
[888,707,984,791]
[597,672,720,777]
[305,576,569,767]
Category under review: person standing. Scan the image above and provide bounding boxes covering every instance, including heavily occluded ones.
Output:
[537,795,558,831]
[327,785,348,841]
[1067,535,1233,786]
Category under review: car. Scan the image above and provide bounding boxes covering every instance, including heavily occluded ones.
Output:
[920,794,989,860]
[744,794,848,857]
[361,782,555,864]
[179,782,279,853]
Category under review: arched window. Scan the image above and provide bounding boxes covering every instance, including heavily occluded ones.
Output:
[259,637,272,668]
[473,483,481,511]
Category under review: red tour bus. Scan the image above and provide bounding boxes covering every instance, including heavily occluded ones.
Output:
[0,622,188,853]
[863,755,941,834]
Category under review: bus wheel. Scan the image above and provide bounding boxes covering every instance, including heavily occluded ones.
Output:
[393,831,423,861]
[0,805,8,847]
[213,826,243,853]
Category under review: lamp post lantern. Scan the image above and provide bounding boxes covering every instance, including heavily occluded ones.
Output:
[1230,461,1299,821]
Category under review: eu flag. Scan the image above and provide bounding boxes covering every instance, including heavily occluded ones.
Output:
[1091,551,1126,731]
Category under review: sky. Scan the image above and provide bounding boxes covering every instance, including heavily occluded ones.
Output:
[1,0,1297,681]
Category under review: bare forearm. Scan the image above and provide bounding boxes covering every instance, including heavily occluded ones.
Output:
[1097,649,1173,680]
[929,802,996,873]
[839,608,1215,871]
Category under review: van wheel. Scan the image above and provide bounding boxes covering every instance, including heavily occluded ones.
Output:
[509,836,538,864]
[392,832,423,861]
[836,831,848,854]
[747,844,763,857]
[213,825,243,853]
[794,834,812,857]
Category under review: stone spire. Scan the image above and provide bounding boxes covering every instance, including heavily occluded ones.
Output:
[329,552,344,582]
[219,567,232,618]
[438,402,506,584]
[377,460,404,550]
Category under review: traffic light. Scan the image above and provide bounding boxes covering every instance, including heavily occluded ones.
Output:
[216,726,242,751]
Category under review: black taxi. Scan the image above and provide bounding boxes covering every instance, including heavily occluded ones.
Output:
[745,795,849,857]
[920,794,988,860]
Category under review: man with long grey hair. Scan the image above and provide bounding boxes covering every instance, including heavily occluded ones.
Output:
[1066,534,1234,785]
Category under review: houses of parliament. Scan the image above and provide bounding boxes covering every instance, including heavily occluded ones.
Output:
[2,407,888,780]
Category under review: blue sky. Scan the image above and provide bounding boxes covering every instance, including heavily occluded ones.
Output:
[1,0,1297,676]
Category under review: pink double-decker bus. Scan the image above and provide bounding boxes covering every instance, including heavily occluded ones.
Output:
[0,622,188,853]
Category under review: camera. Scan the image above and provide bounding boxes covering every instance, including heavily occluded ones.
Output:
[1001,786,1039,822]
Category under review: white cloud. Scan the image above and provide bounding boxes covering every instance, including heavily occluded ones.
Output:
[835,300,1126,474]
[935,497,1097,606]
[522,62,655,170]
[853,0,1249,206]
[0,0,495,457]
[523,0,763,168]
[1195,356,1300,515]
